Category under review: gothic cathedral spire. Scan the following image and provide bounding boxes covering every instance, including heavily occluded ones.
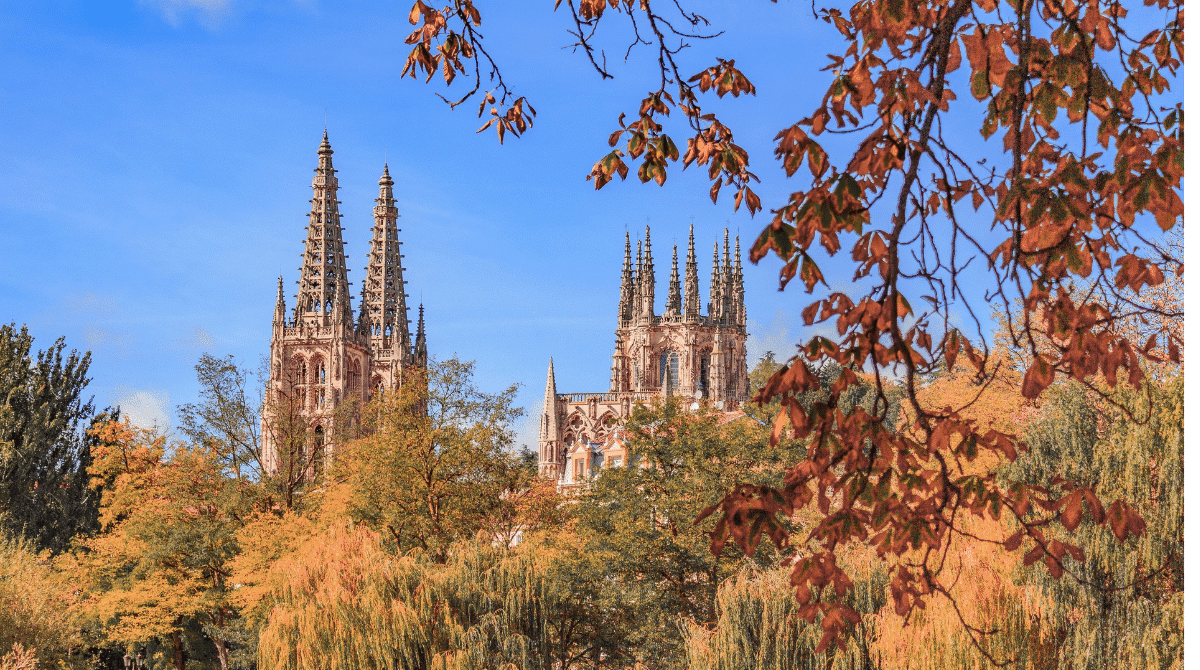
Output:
[295,131,352,327]
[708,239,722,319]
[640,226,655,321]
[538,357,562,477]
[362,163,412,359]
[721,229,733,324]
[618,231,634,326]
[684,225,700,322]
[666,244,682,317]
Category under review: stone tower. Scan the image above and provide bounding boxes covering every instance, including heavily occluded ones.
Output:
[537,225,748,482]
[262,133,427,474]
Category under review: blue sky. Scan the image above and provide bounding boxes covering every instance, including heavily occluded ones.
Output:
[1,1,852,448]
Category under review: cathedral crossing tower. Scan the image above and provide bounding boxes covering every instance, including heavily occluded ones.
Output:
[537,225,749,482]
[262,133,428,475]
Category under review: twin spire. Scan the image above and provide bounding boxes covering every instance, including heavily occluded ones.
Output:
[281,133,425,364]
[617,225,745,327]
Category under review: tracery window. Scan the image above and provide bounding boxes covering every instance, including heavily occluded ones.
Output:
[658,350,680,390]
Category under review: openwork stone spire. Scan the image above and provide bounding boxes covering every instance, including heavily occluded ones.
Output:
[640,226,655,320]
[684,224,700,322]
[732,235,745,326]
[295,131,352,326]
[414,304,427,366]
[618,231,634,326]
[666,244,682,317]
[709,240,722,319]
[721,229,733,324]
[538,357,562,477]
[362,163,410,352]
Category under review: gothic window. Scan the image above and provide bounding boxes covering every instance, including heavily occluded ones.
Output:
[319,363,326,384]
[659,350,680,390]
[297,360,308,386]
[699,353,711,398]
[318,389,326,407]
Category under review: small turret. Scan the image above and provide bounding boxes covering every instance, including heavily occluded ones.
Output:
[414,304,427,367]
[273,276,287,326]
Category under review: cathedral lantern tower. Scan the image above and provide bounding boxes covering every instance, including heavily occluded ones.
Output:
[541,225,749,482]
[262,133,428,475]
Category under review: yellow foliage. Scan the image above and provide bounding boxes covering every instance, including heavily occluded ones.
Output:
[869,515,1052,669]
[0,534,80,667]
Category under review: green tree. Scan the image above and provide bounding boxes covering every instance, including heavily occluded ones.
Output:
[335,358,526,560]
[0,324,101,553]
[1000,375,1183,669]
[176,354,263,480]
[570,398,805,668]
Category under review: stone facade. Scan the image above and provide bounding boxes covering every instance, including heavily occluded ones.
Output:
[261,132,427,474]
[538,226,749,484]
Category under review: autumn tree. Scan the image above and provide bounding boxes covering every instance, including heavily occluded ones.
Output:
[0,532,84,668]
[334,358,528,559]
[73,420,255,670]
[396,0,1181,653]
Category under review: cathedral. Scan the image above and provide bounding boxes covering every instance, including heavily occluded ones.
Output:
[537,226,749,484]
[261,132,427,473]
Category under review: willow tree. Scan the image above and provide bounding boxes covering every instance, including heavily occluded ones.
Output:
[258,524,612,670]
[1001,375,1184,669]
[395,0,1181,652]
[685,563,888,670]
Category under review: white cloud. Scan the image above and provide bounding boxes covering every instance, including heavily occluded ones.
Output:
[141,0,232,27]
[84,327,132,348]
[112,386,171,432]
[178,326,216,351]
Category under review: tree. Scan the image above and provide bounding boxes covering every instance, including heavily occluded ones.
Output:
[397,0,1181,652]
[334,358,527,560]
[257,524,619,670]
[177,354,263,480]
[0,324,104,553]
[73,419,254,670]
[570,398,806,668]
[999,375,1183,669]
[0,531,83,668]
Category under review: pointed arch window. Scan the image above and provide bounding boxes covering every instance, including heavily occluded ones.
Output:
[659,350,679,391]
[699,353,711,398]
